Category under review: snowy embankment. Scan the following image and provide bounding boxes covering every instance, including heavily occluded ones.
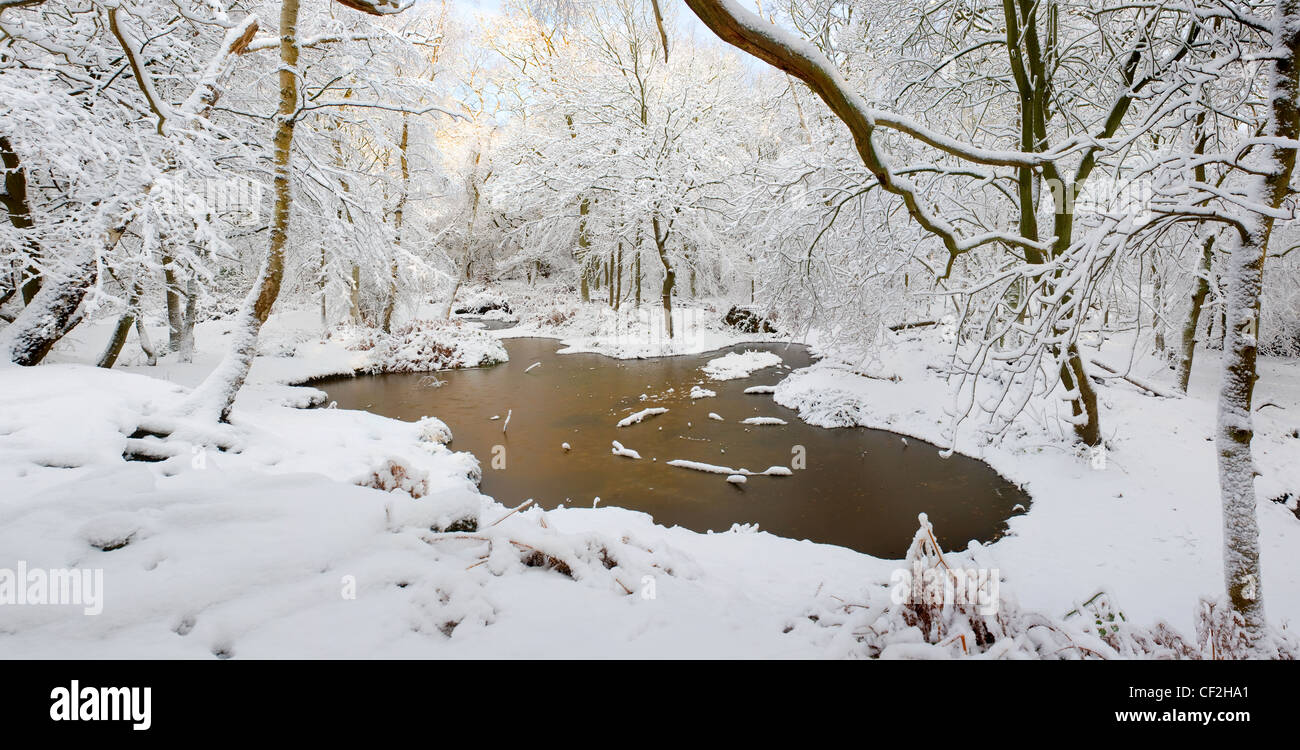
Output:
[769,327,1300,642]
[0,346,883,658]
[474,283,785,359]
[42,308,506,398]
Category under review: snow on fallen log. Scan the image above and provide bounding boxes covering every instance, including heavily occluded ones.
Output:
[666,459,792,477]
[741,416,787,426]
[1087,358,1182,399]
[617,407,668,427]
[611,441,641,459]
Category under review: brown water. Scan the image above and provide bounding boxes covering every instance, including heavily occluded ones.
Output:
[314,337,1028,558]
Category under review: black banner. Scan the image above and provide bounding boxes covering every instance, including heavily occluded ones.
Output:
[0,660,1284,738]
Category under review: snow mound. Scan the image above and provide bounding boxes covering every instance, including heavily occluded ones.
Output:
[690,385,716,399]
[741,417,787,426]
[702,351,782,380]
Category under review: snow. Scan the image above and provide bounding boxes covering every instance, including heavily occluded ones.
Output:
[3,297,1299,658]
[702,350,782,380]
[610,441,641,459]
[666,459,794,477]
[689,385,716,399]
[497,297,783,359]
[740,416,787,426]
[616,407,668,427]
[771,327,1300,640]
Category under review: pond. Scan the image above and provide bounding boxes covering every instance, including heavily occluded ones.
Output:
[314,337,1028,558]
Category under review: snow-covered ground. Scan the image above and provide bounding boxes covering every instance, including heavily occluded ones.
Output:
[1,289,1297,658]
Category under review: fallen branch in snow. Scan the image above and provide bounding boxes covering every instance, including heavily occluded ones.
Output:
[489,499,535,527]
[617,407,667,427]
[1087,359,1181,399]
[888,320,939,331]
[666,459,792,476]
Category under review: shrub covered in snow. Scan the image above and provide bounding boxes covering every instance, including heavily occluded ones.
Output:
[789,514,1300,659]
[722,305,777,333]
[452,287,512,316]
[335,320,508,374]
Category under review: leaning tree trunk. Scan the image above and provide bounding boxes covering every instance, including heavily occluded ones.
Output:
[1214,0,1300,654]
[1174,233,1216,393]
[0,240,99,366]
[652,215,674,339]
[184,0,300,421]
[97,313,135,369]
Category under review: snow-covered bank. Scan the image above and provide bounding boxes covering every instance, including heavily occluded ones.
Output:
[772,328,1300,640]
[474,286,788,359]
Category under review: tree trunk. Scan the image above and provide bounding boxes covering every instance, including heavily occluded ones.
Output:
[178,275,196,362]
[97,314,135,369]
[613,243,622,309]
[578,197,591,302]
[652,215,674,339]
[0,136,41,305]
[349,265,363,324]
[0,242,99,366]
[1213,0,1300,654]
[1174,234,1216,393]
[1151,256,1165,353]
[184,0,300,421]
[444,148,483,320]
[163,254,185,352]
[381,114,409,333]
